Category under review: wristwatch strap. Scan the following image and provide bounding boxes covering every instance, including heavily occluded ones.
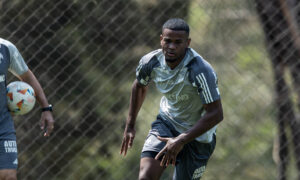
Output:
[42,104,53,112]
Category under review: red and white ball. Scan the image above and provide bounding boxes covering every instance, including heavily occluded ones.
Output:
[6,81,36,115]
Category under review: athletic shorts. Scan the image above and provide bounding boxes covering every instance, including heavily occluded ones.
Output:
[141,115,216,180]
[0,140,18,169]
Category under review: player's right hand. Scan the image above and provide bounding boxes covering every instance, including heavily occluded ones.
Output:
[120,126,136,156]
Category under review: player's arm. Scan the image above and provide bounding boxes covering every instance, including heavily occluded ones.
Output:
[120,54,157,156]
[180,63,223,142]
[126,80,148,130]
[19,70,49,108]
[7,40,54,136]
[120,80,148,156]
[19,70,54,137]
[177,99,223,143]
[155,100,223,166]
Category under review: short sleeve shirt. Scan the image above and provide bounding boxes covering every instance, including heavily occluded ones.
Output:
[0,38,28,139]
[136,48,220,142]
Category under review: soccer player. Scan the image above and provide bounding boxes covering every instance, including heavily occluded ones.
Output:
[0,38,54,180]
[120,18,223,180]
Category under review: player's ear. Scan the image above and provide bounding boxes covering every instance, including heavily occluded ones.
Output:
[160,34,163,46]
[187,38,191,46]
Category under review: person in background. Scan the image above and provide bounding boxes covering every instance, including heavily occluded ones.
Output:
[0,38,54,180]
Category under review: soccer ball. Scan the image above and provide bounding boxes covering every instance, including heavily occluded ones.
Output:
[6,81,36,115]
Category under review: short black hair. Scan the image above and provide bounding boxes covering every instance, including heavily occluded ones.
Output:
[162,18,190,36]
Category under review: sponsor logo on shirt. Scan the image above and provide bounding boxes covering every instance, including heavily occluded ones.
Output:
[167,93,189,102]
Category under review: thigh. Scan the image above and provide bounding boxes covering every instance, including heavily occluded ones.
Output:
[0,169,17,180]
[139,157,165,180]
[173,136,216,180]
[174,158,207,180]
[139,133,167,180]
[139,118,175,180]
[142,118,175,153]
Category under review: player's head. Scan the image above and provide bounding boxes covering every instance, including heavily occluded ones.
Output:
[162,18,190,36]
[160,18,191,63]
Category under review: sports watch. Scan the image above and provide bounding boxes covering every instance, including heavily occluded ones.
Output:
[42,104,53,112]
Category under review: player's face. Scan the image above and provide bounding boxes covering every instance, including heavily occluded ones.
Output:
[160,29,191,63]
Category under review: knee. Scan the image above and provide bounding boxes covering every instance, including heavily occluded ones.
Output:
[139,178,151,180]
[139,157,164,180]
[139,170,155,180]
[139,172,149,180]
[138,175,152,180]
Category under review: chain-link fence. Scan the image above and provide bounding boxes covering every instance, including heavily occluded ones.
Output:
[1,0,300,179]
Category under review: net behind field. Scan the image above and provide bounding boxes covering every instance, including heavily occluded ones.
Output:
[1,0,299,179]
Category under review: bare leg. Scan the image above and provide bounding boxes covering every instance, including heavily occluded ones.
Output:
[139,157,165,180]
[0,169,17,180]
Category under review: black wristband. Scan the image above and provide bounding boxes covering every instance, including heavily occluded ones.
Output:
[42,104,53,112]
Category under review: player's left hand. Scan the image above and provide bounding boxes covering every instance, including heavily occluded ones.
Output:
[40,111,54,137]
[155,136,185,167]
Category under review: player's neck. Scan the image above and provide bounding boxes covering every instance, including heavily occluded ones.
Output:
[166,53,186,70]
[166,59,183,70]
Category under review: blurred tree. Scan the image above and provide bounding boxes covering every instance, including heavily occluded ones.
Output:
[255,0,300,179]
